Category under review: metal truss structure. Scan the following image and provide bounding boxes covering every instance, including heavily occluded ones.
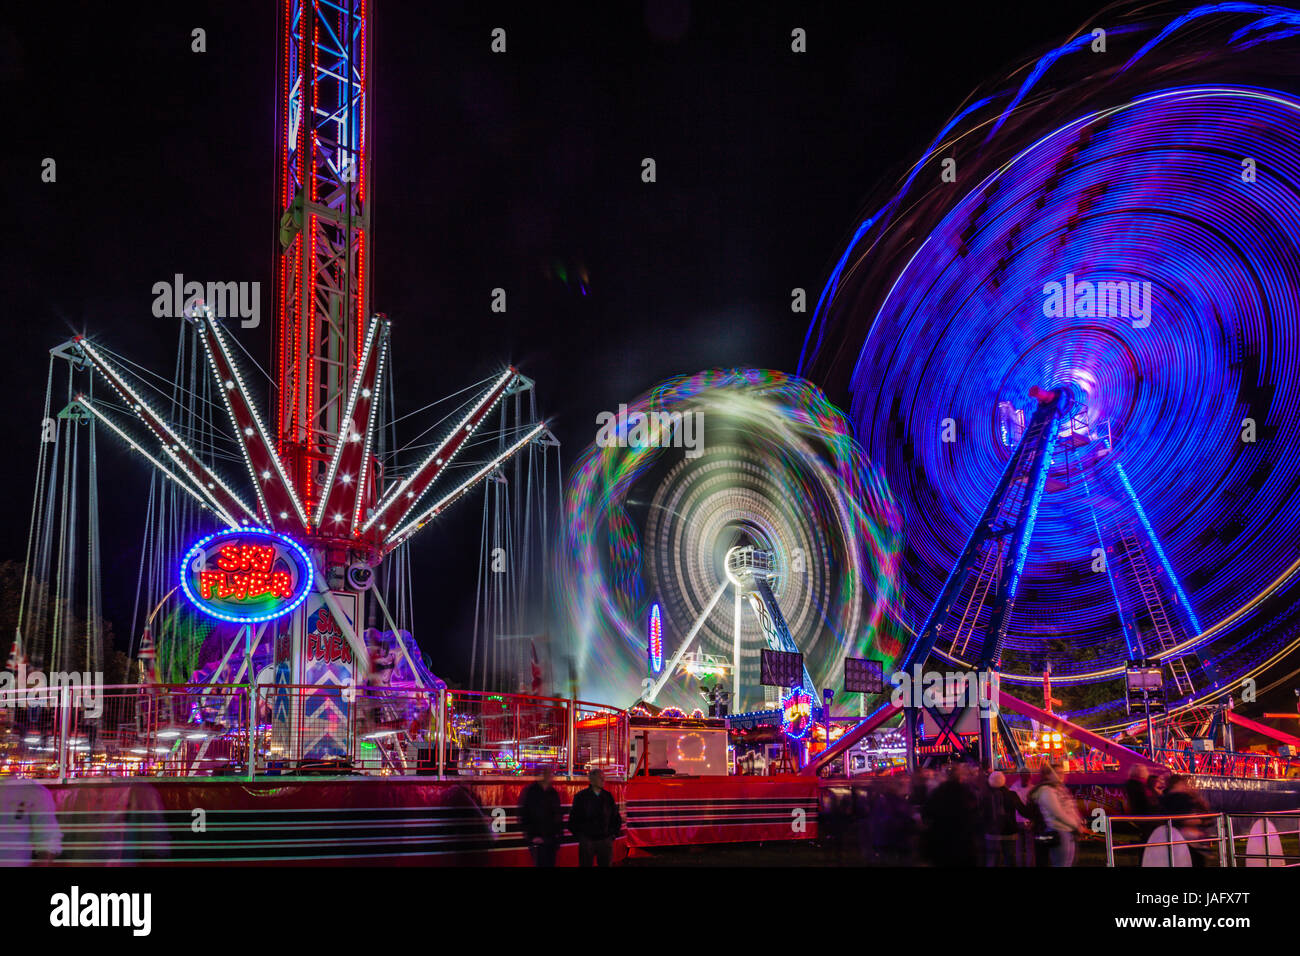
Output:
[642,545,817,708]
[38,0,551,718]
[816,384,1204,771]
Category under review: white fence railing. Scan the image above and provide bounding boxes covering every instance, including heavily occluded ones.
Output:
[1105,809,1300,867]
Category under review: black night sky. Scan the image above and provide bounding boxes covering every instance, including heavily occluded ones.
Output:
[2,1,1110,684]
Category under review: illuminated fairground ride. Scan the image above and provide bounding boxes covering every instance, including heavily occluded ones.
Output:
[14,1,557,765]
[805,2,1300,769]
[558,369,903,716]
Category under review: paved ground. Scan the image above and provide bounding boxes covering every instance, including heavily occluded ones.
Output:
[625,838,1114,866]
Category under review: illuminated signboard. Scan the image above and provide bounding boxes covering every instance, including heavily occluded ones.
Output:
[844,656,885,695]
[781,689,814,741]
[648,603,663,674]
[760,648,804,688]
[180,527,313,623]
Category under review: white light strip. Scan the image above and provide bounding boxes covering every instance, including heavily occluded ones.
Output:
[315,316,384,527]
[77,341,256,522]
[201,317,310,530]
[77,397,240,528]
[362,367,516,534]
[352,326,389,535]
[385,423,544,548]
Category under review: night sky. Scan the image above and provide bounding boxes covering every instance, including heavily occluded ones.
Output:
[2,0,1108,683]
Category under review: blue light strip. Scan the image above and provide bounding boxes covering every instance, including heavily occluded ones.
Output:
[1122,3,1300,73]
[1083,476,1138,660]
[798,216,875,372]
[1006,446,1053,602]
[1114,460,1204,637]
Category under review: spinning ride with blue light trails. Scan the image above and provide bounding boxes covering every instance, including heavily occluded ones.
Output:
[802,2,1300,756]
[558,369,903,716]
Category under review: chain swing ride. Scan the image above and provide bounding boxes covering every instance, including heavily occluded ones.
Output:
[16,1,558,768]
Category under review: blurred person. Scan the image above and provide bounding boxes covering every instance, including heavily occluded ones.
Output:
[1124,764,1155,815]
[983,770,1029,866]
[1150,773,1167,800]
[1122,763,1158,848]
[1030,764,1085,867]
[0,781,62,866]
[870,774,917,865]
[921,763,980,866]
[519,766,563,867]
[1009,770,1037,865]
[825,791,854,863]
[568,768,621,867]
[1159,774,1211,867]
[909,768,935,807]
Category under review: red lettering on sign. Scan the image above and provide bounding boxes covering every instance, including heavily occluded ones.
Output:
[197,543,295,603]
[307,631,353,665]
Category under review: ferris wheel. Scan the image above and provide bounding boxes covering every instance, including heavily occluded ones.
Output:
[558,369,902,714]
[801,7,1300,739]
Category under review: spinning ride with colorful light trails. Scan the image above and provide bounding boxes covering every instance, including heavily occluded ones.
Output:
[558,369,903,716]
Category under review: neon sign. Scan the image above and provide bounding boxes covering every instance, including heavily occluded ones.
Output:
[648,602,663,674]
[180,528,313,623]
[676,732,707,762]
[781,689,814,741]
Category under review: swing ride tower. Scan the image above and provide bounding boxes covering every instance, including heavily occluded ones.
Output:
[23,0,552,762]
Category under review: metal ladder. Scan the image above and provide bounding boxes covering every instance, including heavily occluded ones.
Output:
[1119,528,1195,698]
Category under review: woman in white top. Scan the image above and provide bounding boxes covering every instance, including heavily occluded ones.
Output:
[1032,764,1085,867]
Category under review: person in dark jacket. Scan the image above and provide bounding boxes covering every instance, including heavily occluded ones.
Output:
[1124,764,1156,815]
[1159,775,1211,867]
[519,767,564,867]
[921,762,981,867]
[982,771,1029,866]
[869,774,917,865]
[1122,764,1158,845]
[568,768,622,866]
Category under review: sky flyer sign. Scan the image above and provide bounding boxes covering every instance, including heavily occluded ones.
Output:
[180,528,313,623]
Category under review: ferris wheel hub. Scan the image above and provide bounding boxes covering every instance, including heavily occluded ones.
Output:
[724,545,778,591]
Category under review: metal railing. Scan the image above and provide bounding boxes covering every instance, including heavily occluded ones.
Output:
[1105,811,1226,867]
[1105,809,1300,866]
[0,683,627,780]
[1226,810,1300,867]
[1152,747,1299,779]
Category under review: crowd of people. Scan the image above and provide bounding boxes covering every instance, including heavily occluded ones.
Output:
[1122,764,1214,865]
[821,760,1212,867]
[6,755,1215,868]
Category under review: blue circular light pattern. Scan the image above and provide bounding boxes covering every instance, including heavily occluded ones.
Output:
[179,527,315,624]
[807,83,1300,722]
